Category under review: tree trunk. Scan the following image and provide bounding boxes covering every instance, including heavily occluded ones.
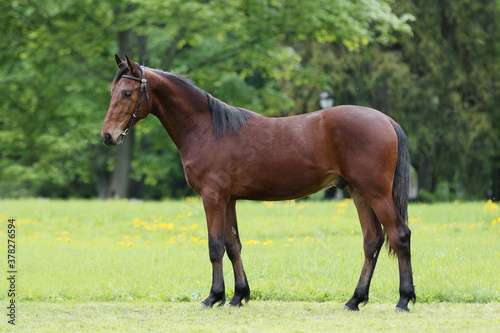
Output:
[492,156,500,201]
[107,26,135,198]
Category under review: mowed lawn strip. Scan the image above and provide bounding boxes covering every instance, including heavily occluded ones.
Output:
[14,301,500,332]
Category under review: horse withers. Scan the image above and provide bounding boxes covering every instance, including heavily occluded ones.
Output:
[101,55,415,312]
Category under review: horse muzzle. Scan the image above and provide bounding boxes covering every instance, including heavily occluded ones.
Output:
[101,132,123,146]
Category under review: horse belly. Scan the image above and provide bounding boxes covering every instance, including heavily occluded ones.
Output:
[231,156,345,201]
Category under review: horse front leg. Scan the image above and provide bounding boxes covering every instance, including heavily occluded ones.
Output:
[200,195,228,308]
[225,200,250,307]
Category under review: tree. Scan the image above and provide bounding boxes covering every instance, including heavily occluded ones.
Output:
[278,0,500,199]
[0,0,416,199]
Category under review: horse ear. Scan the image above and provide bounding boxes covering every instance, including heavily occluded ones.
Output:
[115,54,126,69]
[125,54,141,77]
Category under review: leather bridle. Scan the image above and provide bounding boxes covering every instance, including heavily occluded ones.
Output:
[120,65,150,138]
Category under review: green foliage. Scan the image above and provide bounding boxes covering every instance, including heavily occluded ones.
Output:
[1,0,498,199]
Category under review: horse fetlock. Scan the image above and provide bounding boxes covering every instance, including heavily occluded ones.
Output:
[230,283,250,306]
[201,291,226,308]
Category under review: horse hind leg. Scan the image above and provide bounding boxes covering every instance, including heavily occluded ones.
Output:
[344,185,384,311]
[370,196,416,312]
[225,200,250,307]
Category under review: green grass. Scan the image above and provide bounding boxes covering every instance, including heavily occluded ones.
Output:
[10,301,500,332]
[0,199,499,331]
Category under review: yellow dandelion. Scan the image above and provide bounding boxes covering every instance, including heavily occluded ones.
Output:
[483,200,499,213]
[118,241,124,246]
[125,235,130,239]
[337,209,346,215]
[168,236,176,243]
[436,238,440,242]
[468,223,476,230]
[56,237,63,241]
[284,243,289,247]
[262,240,274,246]
[65,238,71,242]
[331,216,338,221]
[187,212,193,217]
[133,235,140,240]
[265,201,274,208]
[63,231,69,235]
[199,239,208,244]
[133,218,148,227]
[287,237,294,242]
[157,222,174,230]
[440,224,448,230]
[334,202,348,208]
[191,224,198,230]
[349,230,355,234]
[175,214,185,220]
[178,232,186,238]
[190,237,200,243]
[127,242,133,247]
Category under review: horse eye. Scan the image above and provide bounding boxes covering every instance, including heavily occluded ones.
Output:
[122,91,132,99]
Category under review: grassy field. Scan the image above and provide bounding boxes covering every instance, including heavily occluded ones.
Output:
[1,199,499,331]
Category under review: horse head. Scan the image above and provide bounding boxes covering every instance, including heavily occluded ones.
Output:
[101,55,150,146]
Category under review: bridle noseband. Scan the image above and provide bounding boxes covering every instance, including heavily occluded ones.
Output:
[121,65,150,138]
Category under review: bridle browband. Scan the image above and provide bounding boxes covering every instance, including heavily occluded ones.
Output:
[120,65,150,138]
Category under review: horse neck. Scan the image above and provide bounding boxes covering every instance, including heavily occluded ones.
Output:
[150,74,212,154]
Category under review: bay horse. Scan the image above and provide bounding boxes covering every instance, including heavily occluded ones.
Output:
[101,55,416,312]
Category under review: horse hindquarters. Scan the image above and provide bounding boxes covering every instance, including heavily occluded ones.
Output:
[345,123,415,312]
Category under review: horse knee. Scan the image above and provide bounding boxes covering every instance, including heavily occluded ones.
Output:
[225,240,241,261]
[389,226,411,257]
[363,234,384,259]
[209,237,225,263]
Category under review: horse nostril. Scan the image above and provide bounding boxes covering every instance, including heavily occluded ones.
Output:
[103,132,113,146]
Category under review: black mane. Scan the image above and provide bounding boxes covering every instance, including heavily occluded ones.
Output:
[208,95,255,137]
[112,65,130,85]
[150,69,255,138]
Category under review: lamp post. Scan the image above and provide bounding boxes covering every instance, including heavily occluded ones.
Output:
[319,90,334,109]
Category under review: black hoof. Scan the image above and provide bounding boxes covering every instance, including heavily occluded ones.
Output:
[343,304,359,311]
[394,306,410,313]
[228,302,244,308]
[201,294,226,308]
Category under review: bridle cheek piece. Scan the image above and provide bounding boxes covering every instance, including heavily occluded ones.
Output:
[121,65,150,137]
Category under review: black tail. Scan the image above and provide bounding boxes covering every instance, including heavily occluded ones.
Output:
[392,123,410,225]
